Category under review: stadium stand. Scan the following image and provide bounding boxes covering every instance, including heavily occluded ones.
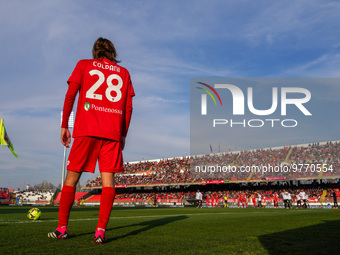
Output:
[75,140,339,208]
[83,141,340,187]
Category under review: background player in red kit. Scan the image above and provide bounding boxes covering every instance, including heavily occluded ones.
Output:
[243,193,248,208]
[274,192,278,208]
[214,193,219,207]
[48,37,135,244]
[252,193,256,208]
[238,193,243,208]
[206,193,210,207]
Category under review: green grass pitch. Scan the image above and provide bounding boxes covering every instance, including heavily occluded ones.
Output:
[0,206,339,255]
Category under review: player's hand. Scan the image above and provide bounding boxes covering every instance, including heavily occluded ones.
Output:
[121,136,126,151]
[61,128,71,148]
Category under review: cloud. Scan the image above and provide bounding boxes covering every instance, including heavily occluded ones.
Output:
[241,0,340,47]
[283,53,340,77]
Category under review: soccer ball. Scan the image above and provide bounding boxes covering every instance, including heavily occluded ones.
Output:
[27,208,41,220]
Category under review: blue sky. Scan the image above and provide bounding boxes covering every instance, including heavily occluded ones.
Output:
[1,0,340,189]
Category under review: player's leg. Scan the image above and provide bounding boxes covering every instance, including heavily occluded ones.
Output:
[48,170,82,239]
[95,172,116,244]
[98,173,116,219]
[59,171,82,225]
[95,139,122,244]
[49,137,99,239]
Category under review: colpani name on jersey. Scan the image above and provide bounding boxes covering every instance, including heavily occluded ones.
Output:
[93,61,121,72]
[84,102,123,114]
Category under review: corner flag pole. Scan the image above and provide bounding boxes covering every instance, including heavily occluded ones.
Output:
[60,111,74,189]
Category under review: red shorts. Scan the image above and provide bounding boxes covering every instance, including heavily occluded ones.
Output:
[67,136,124,173]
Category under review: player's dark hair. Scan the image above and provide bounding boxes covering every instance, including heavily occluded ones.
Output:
[92,37,121,63]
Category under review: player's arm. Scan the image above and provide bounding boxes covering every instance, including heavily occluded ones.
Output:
[61,81,80,147]
[121,94,133,150]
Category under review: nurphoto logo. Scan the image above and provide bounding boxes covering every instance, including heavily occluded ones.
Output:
[196,81,312,128]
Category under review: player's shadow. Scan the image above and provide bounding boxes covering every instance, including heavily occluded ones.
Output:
[258,219,340,255]
[105,215,188,243]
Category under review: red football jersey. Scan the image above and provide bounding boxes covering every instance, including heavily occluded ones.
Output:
[66,59,135,141]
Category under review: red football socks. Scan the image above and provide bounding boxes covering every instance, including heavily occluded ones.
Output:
[97,187,116,230]
[58,185,76,228]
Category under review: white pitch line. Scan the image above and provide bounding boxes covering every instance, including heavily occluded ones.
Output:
[0,212,236,224]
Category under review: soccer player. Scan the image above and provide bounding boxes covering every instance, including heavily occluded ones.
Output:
[273,192,278,208]
[257,193,262,208]
[153,194,158,207]
[287,190,292,209]
[212,193,216,207]
[252,193,256,208]
[48,37,135,244]
[281,190,288,209]
[238,193,242,208]
[215,193,219,207]
[296,191,302,209]
[195,190,203,208]
[243,193,248,208]
[299,189,307,209]
[332,189,338,209]
[206,193,210,207]
[224,193,229,208]
[303,192,310,209]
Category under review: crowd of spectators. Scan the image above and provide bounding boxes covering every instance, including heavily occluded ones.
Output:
[85,157,191,188]
[192,142,340,181]
[0,188,12,199]
[123,158,190,174]
[112,186,338,205]
[84,141,340,188]
[13,190,53,204]
[115,191,186,202]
